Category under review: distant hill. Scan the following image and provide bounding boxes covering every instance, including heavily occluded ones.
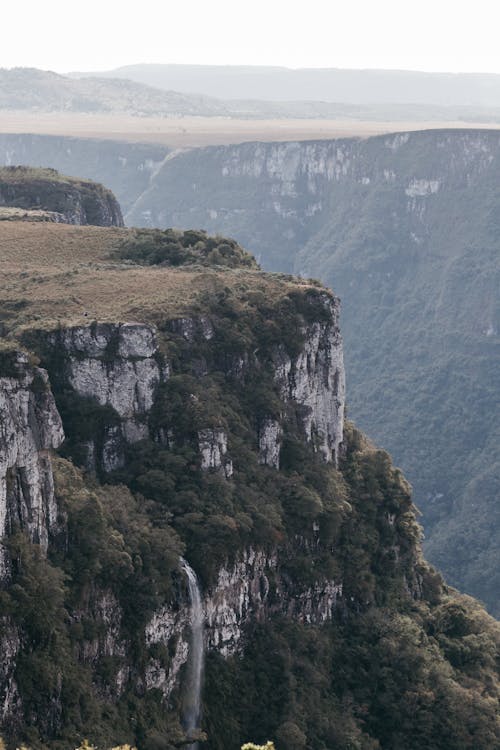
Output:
[5,67,500,124]
[0,67,227,116]
[71,63,500,107]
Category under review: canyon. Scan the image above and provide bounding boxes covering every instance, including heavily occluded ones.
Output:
[0,162,498,750]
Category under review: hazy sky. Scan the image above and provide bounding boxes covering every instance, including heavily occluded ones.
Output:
[3,0,500,74]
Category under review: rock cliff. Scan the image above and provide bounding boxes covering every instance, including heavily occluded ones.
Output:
[0,224,498,750]
[0,281,348,737]
[146,545,342,703]
[0,350,63,578]
[119,129,500,615]
[0,166,123,226]
[41,323,168,473]
[273,292,345,464]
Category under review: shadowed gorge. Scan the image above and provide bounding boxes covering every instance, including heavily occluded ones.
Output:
[118,128,500,616]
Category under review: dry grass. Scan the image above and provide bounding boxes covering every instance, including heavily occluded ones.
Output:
[0,207,57,221]
[2,112,500,147]
[0,222,314,336]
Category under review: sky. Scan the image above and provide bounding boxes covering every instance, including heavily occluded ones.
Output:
[3,0,500,74]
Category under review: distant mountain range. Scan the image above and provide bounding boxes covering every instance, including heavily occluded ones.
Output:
[4,66,500,123]
[71,63,500,107]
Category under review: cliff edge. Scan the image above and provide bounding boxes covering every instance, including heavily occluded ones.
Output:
[0,166,123,226]
[0,222,498,750]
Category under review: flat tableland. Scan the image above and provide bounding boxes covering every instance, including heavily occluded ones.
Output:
[2,111,500,147]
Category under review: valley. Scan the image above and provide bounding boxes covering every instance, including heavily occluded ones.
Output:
[0,196,498,748]
[1,128,498,617]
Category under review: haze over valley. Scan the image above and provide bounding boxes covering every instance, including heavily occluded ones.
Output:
[1,9,500,745]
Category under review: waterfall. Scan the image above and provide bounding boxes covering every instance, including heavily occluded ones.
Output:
[180,557,204,749]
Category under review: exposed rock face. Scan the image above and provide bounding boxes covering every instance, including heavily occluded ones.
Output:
[258,419,282,469]
[167,298,345,471]
[198,428,233,478]
[145,605,190,699]
[39,304,345,475]
[75,588,127,667]
[71,587,130,698]
[0,352,64,577]
[0,167,124,227]
[121,130,500,613]
[44,323,168,473]
[169,315,215,343]
[274,293,345,464]
[0,299,345,711]
[0,619,21,726]
[204,547,341,656]
[145,547,342,698]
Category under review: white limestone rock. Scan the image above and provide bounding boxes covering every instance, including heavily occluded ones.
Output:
[258,419,282,469]
[145,605,190,698]
[169,315,214,343]
[0,619,21,723]
[47,322,168,472]
[0,353,64,577]
[274,292,345,464]
[405,178,440,197]
[204,547,276,656]
[198,428,233,478]
[144,547,343,698]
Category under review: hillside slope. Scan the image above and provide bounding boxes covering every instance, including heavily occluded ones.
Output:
[0,221,498,750]
[0,68,228,117]
[124,129,500,616]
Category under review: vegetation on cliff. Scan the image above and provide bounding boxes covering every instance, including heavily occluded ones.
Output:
[0,222,499,749]
[116,228,259,269]
[121,131,500,616]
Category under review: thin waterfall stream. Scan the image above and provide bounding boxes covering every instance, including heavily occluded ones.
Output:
[180,557,204,749]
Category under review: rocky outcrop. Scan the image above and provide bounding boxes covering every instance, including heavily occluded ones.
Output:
[204,547,341,656]
[0,166,123,227]
[38,303,345,475]
[0,299,345,711]
[167,298,345,470]
[0,351,64,577]
[198,428,233,478]
[44,323,168,473]
[72,587,129,698]
[145,547,342,698]
[274,293,345,464]
[258,419,282,469]
[145,605,190,699]
[0,619,21,726]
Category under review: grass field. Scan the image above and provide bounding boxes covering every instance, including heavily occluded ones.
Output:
[2,111,500,147]
[0,222,313,335]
